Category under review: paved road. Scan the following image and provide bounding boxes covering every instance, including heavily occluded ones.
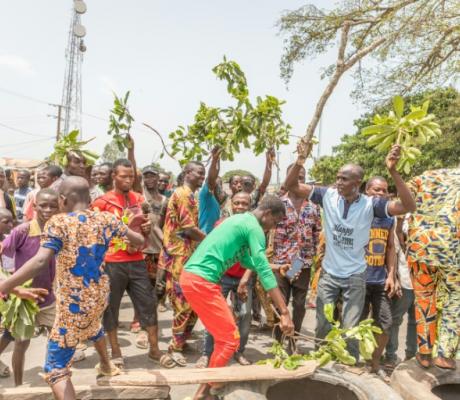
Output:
[0,294,410,399]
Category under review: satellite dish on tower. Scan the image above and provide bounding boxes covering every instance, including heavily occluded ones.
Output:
[74,0,87,14]
[74,24,86,38]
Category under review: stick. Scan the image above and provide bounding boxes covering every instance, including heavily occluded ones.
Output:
[141,123,177,161]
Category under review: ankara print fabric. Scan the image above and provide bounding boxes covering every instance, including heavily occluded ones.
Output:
[41,210,127,347]
[160,185,199,258]
[407,168,460,266]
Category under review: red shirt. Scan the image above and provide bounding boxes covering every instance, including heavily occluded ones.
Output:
[213,218,246,279]
[92,190,145,263]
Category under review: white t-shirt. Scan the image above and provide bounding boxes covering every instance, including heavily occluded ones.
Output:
[310,187,389,278]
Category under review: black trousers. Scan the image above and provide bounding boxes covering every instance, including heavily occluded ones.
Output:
[274,268,311,341]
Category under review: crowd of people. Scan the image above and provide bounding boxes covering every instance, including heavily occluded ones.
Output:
[0,137,458,400]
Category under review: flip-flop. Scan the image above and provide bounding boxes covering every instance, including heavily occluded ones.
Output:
[170,351,187,367]
[95,362,121,377]
[373,368,390,383]
[195,355,209,369]
[415,353,432,369]
[111,356,125,368]
[149,353,176,369]
[130,321,141,333]
[73,349,86,363]
[0,360,10,378]
[135,330,149,349]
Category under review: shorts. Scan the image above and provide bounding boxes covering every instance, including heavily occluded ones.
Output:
[103,261,157,332]
[36,303,56,328]
[43,327,104,386]
[361,284,392,334]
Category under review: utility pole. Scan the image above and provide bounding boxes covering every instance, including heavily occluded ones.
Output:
[276,151,281,187]
[48,104,64,142]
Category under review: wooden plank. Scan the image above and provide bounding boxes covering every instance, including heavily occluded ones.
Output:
[0,385,170,400]
[98,362,318,387]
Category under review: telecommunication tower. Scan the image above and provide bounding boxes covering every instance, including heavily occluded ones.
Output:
[60,0,87,138]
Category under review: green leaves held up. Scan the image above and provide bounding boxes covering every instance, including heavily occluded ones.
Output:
[362,95,441,174]
[169,57,291,165]
[0,273,40,340]
[257,304,382,370]
[49,130,98,167]
[108,91,135,151]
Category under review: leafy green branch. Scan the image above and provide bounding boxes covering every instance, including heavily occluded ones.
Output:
[0,271,40,340]
[168,57,291,165]
[361,95,442,174]
[108,91,135,151]
[49,130,98,167]
[258,304,382,370]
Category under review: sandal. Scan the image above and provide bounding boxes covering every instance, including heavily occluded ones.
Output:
[73,349,86,363]
[434,356,456,370]
[0,360,10,378]
[234,353,251,366]
[373,368,390,383]
[415,353,433,369]
[158,304,167,313]
[111,356,125,368]
[130,321,141,333]
[195,355,209,369]
[95,362,121,376]
[135,330,149,349]
[170,351,187,367]
[149,353,176,369]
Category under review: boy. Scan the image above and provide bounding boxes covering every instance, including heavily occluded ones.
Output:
[360,176,396,381]
[181,195,294,400]
[0,189,59,386]
[0,176,146,400]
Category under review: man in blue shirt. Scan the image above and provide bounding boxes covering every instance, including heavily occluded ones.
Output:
[285,143,416,359]
[198,147,221,234]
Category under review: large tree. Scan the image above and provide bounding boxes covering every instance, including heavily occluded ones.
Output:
[310,87,460,184]
[278,0,459,155]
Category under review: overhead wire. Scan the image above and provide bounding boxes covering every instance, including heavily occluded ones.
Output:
[0,122,54,138]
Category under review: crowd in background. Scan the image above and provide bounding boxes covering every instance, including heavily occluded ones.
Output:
[0,136,458,400]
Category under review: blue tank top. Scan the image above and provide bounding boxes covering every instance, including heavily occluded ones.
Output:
[365,217,394,285]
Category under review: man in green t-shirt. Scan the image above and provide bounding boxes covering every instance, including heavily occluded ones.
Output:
[180,195,294,400]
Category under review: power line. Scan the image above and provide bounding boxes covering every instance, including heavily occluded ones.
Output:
[0,87,52,106]
[0,122,54,138]
[0,137,54,149]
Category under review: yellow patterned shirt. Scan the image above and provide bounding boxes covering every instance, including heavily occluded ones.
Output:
[407,168,460,267]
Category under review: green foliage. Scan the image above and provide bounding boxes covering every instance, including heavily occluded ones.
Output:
[101,139,127,163]
[221,169,256,183]
[108,91,135,151]
[0,272,39,340]
[169,57,291,165]
[258,304,382,370]
[49,130,98,167]
[362,95,441,174]
[310,88,460,184]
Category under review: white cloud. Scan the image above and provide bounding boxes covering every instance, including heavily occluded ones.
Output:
[0,54,35,76]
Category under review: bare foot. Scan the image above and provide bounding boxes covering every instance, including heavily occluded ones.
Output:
[434,356,456,370]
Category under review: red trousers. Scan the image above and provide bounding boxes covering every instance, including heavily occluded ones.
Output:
[180,270,240,368]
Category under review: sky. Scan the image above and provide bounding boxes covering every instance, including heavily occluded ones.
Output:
[0,0,368,182]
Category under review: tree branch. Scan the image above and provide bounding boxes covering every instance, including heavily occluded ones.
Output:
[142,123,178,162]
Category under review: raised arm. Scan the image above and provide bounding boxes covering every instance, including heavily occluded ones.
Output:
[385,145,416,216]
[0,247,54,295]
[207,147,221,193]
[258,148,275,196]
[127,134,142,193]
